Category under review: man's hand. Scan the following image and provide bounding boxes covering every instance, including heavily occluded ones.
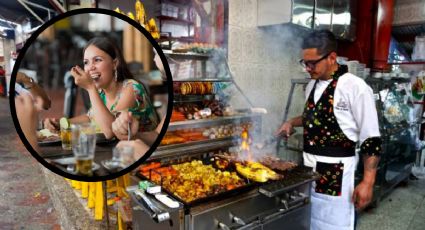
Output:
[352,155,379,210]
[112,111,139,140]
[352,181,374,210]
[275,121,294,137]
[275,116,302,137]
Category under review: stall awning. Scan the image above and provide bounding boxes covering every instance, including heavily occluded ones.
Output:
[0,0,59,27]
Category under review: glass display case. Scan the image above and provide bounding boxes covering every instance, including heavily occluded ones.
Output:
[151,49,262,159]
[360,77,418,206]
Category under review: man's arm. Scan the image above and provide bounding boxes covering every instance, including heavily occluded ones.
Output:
[363,155,380,184]
[275,115,302,137]
[16,72,51,110]
[352,154,379,210]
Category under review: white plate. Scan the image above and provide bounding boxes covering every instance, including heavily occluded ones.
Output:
[101,159,123,171]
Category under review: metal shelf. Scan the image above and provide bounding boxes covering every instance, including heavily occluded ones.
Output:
[387,61,425,65]
[157,15,194,24]
[173,94,215,103]
[152,138,236,160]
[163,50,210,60]
[167,113,262,131]
[157,137,234,151]
[172,78,232,82]
[366,77,411,84]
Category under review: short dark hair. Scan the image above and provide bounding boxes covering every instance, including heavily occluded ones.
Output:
[84,37,134,82]
[302,30,337,55]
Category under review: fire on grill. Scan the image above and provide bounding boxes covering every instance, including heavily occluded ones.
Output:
[138,129,298,204]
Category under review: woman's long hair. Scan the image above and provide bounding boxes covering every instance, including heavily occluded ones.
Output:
[83,37,134,82]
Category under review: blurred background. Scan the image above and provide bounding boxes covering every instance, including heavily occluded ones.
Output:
[19,13,167,123]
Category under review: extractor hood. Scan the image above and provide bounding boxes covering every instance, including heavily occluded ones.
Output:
[257,0,357,41]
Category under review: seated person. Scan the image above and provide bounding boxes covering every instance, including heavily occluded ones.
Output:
[44,37,159,139]
[16,72,51,111]
[15,93,41,150]
[112,48,167,159]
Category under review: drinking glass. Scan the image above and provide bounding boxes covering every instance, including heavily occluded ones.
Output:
[60,126,72,150]
[71,123,97,176]
[113,145,135,168]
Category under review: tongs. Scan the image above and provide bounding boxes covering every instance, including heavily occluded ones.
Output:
[134,190,170,222]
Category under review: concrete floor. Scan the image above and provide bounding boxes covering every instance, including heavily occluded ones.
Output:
[2,93,425,229]
[357,178,425,230]
[0,97,61,229]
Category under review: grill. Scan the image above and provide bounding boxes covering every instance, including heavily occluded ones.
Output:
[129,151,319,230]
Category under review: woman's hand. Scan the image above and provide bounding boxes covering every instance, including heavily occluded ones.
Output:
[70,66,95,91]
[43,118,59,131]
[112,111,139,140]
[116,139,149,160]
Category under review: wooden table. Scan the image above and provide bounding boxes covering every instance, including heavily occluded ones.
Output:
[39,140,120,176]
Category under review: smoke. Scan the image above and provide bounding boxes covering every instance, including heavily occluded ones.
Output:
[227,23,309,161]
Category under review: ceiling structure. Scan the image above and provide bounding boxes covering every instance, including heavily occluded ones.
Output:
[0,0,60,28]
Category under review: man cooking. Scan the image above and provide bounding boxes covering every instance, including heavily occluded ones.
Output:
[276,30,381,230]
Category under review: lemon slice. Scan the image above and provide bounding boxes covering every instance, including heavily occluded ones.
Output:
[59,117,70,129]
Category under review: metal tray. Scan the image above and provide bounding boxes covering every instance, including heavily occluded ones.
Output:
[136,158,260,208]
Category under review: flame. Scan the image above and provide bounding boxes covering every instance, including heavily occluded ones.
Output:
[240,129,253,162]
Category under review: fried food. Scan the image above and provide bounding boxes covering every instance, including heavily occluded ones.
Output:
[37,129,59,142]
[236,161,282,182]
[150,160,245,202]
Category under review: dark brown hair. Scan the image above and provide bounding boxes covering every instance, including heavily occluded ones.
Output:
[83,37,134,82]
[302,30,337,56]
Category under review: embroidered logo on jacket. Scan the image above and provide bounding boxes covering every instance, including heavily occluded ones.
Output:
[335,99,349,111]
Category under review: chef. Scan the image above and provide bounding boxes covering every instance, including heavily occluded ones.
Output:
[277,30,381,230]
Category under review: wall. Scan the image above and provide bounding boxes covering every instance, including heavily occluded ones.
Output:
[228,0,308,160]
[393,0,425,26]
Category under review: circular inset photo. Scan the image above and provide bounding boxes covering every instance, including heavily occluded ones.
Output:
[10,8,173,181]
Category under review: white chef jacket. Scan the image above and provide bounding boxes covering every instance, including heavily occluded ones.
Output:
[304,73,381,147]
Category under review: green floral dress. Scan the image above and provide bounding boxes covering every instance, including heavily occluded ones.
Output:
[88,79,159,132]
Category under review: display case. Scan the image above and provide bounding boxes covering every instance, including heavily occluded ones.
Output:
[361,77,418,206]
[152,49,263,159]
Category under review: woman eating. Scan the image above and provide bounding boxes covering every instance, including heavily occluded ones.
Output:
[44,37,159,139]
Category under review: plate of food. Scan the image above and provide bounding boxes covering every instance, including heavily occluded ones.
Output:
[37,129,61,146]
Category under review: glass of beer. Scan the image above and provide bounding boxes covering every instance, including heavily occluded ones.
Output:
[60,127,72,150]
[71,123,97,176]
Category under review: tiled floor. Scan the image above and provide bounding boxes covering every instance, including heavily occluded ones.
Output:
[357,178,425,230]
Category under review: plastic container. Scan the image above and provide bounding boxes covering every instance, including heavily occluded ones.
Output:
[412,36,425,61]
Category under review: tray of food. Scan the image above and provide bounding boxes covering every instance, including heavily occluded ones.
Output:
[137,159,256,207]
[37,129,61,146]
